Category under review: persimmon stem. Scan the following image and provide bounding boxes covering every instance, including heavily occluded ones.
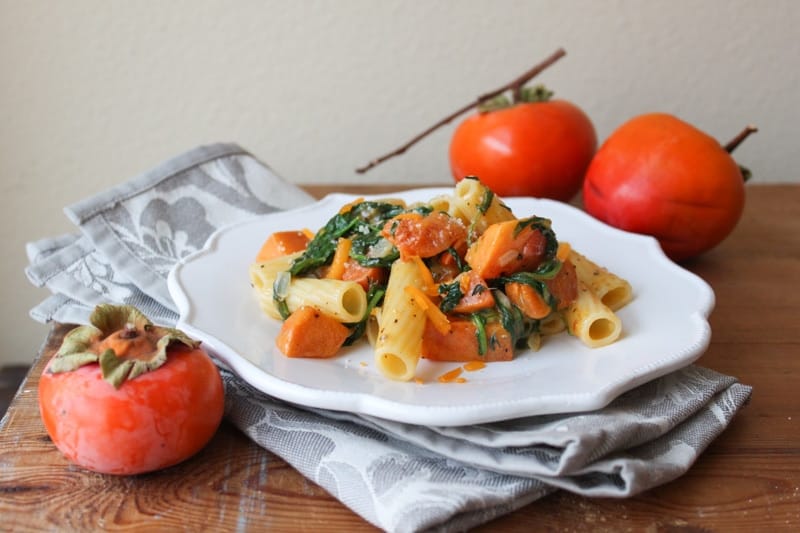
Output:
[724,125,758,153]
[355,47,567,174]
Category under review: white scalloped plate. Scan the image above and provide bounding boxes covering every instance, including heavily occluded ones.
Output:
[167,188,714,426]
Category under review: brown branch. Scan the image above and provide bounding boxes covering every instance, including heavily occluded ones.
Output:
[355,47,567,174]
[724,124,758,153]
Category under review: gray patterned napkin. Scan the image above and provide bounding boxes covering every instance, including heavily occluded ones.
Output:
[25,143,752,533]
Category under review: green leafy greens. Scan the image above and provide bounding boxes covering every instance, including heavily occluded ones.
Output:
[289,201,410,276]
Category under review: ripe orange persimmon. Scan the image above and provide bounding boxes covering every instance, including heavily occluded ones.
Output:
[38,305,224,475]
[450,89,597,202]
[583,113,751,261]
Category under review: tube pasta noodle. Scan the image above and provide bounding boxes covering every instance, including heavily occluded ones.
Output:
[539,312,566,336]
[453,177,515,234]
[427,194,460,218]
[251,252,303,278]
[250,263,367,322]
[563,280,622,348]
[374,258,428,381]
[250,177,635,381]
[569,250,633,311]
[366,308,381,347]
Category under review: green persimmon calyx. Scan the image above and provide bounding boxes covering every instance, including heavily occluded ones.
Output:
[48,304,200,388]
[477,84,554,113]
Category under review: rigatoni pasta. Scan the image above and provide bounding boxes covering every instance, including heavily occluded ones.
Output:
[374,258,428,381]
[539,312,566,336]
[452,177,516,236]
[569,249,633,311]
[250,262,367,322]
[563,280,623,348]
[249,177,634,381]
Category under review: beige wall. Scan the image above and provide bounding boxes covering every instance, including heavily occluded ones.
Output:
[2,0,797,365]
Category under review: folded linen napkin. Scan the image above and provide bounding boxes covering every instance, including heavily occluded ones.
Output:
[25,143,752,533]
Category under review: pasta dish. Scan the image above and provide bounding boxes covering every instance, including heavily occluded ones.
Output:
[249,178,632,381]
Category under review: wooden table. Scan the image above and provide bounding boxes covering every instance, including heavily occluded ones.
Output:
[1,184,798,531]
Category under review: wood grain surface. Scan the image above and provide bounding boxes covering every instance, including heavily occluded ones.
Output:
[1,184,798,532]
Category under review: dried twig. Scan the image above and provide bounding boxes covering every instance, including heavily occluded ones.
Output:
[724,125,758,153]
[355,47,567,174]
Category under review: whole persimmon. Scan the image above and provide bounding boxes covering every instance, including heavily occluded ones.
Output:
[582,113,754,261]
[38,304,224,475]
[449,86,597,201]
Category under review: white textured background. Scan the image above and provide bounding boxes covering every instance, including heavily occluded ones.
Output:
[2,0,798,365]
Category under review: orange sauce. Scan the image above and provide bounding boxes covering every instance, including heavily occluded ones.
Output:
[437,367,464,383]
[462,361,486,372]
